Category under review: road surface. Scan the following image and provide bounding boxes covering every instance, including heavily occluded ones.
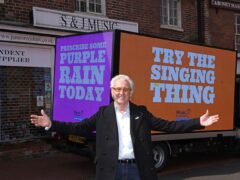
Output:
[1,151,240,180]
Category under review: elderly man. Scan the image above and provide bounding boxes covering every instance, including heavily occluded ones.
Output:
[31,74,219,180]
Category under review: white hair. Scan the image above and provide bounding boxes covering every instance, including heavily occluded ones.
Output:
[110,74,134,92]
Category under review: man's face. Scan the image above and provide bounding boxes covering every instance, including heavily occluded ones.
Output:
[111,79,132,107]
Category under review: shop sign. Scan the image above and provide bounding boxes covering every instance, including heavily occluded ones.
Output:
[0,43,53,67]
[211,0,240,10]
[0,31,55,45]
[33,7,138,33]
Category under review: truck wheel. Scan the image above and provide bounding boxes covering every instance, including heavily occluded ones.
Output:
[153,143,170,171]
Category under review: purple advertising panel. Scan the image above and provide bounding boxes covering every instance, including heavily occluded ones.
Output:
[53,32,113,122]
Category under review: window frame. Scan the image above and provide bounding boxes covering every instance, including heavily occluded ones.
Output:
[160,0,183,31]
[75,0,106,16]
[235,14,240,51]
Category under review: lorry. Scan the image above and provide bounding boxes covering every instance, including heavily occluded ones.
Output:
[52,30,239,170]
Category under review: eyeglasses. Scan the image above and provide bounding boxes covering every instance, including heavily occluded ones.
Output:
[112,87,131,93]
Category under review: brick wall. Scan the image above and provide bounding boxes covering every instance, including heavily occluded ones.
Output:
[0,0,199,42]
[0,0,237,47]
[0,0,75,24]
[107,0,199,42]
[106,0,161,36]
[208,3,236,49]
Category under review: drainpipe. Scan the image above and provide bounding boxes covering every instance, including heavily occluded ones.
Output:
[197,0,204,43]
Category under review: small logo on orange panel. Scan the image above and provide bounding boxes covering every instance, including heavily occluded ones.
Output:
[176,108,191,121]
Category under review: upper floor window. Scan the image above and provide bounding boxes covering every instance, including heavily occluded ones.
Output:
[235,15,240,51]
[160,0,182,30]
[75,0,106,15]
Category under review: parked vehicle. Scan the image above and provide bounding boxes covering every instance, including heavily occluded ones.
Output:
[52,30,239,171]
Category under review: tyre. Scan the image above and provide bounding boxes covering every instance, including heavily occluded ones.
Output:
[153,143,170,171]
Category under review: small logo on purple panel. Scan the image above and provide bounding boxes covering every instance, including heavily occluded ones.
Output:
[73,110,84,121]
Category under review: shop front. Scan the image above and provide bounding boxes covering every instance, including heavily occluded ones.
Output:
[0,30,57,158]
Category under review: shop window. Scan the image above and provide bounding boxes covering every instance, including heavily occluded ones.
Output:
[160,0,182,31]
[75,0,106,15]
[0,66,51,143]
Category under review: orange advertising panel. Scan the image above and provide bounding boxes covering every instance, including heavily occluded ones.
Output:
[119,32,236,131]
